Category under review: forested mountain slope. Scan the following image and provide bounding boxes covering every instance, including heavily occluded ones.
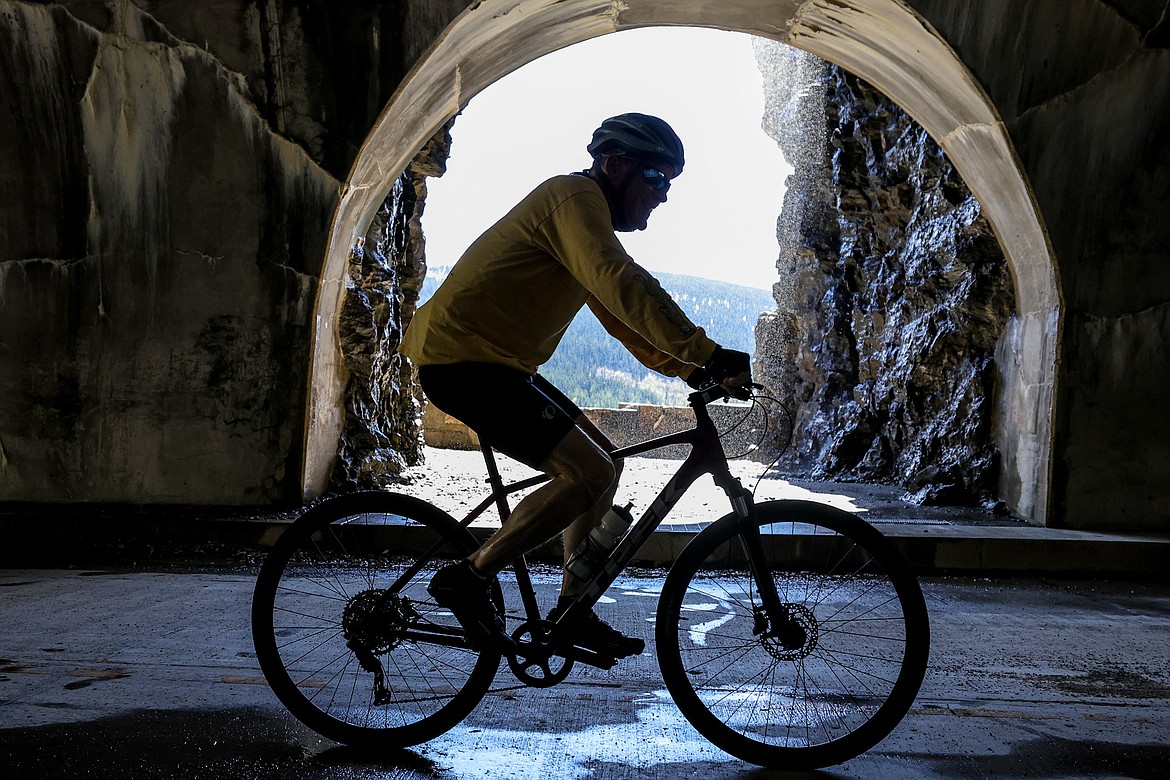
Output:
[419,269,773,408]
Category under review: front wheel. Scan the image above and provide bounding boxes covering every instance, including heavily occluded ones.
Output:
[656,500,929,769]
[251,492,501,748]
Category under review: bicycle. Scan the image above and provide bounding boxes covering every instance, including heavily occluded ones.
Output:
[251,384,929,770]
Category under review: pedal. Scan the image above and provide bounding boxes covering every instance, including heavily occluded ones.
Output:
[563,646,618,670]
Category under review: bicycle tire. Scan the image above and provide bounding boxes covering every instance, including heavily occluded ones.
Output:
[656,500,929,769]
[251,491,501,747]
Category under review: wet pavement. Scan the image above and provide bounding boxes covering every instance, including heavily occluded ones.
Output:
[2,566,1168,779]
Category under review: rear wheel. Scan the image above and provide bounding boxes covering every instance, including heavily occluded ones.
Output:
[656,500,929,769]
[251,492,501,747]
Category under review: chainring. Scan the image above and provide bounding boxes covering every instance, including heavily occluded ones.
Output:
[507,619,574,688]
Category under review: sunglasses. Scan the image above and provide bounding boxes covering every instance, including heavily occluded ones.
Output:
[641,168,670,190]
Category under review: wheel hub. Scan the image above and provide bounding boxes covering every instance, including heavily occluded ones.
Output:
[342,589,417,655]
[761,603,819,660]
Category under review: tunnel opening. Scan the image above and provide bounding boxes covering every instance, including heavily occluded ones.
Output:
[332,27,1017,517]
[306,0,1060,525]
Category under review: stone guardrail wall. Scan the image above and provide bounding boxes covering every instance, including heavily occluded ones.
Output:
[423,402,766,460]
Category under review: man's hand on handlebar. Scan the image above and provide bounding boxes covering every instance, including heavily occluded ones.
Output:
[703,346,753,399]
[722,371,753,399]
[684,365,710,390]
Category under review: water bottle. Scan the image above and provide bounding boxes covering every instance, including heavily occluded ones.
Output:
[566,503,634,581]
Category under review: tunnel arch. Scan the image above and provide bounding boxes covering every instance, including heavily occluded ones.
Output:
[302,0,1062,525]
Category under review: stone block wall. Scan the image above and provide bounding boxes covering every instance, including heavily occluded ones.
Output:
[422,402,769,463]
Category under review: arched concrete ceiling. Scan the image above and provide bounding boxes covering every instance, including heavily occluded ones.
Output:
[302,0,1062,524]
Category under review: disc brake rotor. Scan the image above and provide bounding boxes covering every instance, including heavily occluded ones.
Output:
[762,603,819,661]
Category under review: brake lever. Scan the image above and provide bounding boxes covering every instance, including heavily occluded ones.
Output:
[728,381,763,401]
[691,382,762,405]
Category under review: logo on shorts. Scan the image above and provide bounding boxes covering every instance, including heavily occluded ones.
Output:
[542,405,557,420]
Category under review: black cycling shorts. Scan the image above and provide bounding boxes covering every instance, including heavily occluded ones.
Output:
[417,362,581,469]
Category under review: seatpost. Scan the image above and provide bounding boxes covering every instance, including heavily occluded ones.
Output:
[480,444,509,516]
[480,443,542,623]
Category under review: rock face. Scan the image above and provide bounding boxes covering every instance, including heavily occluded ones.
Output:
[333,126,452,489]
[755,43,1015,507]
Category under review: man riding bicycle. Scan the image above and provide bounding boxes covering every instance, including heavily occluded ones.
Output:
[400,113,752,660]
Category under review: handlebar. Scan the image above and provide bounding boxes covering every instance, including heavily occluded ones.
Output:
[688,381,761,407]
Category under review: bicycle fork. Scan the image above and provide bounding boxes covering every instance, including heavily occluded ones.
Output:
[728,483,808,651]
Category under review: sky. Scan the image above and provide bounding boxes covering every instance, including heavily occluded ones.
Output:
[421,27,793,291]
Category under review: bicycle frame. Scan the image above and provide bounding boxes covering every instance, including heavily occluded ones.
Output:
[450,385,788,653]
[254,382,928,764]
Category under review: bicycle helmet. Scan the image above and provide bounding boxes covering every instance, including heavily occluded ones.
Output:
[587,113,685,175]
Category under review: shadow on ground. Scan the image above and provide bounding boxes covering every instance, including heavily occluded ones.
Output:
[0,706,436,780]
[913,737,1170,780]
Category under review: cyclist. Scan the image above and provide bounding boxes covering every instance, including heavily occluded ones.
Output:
[400,113,752,659]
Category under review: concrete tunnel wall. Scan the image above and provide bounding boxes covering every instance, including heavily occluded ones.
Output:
[304,0,1062,525]
[1,0,1166,534]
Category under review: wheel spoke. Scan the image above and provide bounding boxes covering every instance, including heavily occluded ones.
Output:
[657,501,928,769]
[252,494,500,747]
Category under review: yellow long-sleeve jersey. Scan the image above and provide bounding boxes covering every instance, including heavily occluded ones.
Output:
[400,174,718,377]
